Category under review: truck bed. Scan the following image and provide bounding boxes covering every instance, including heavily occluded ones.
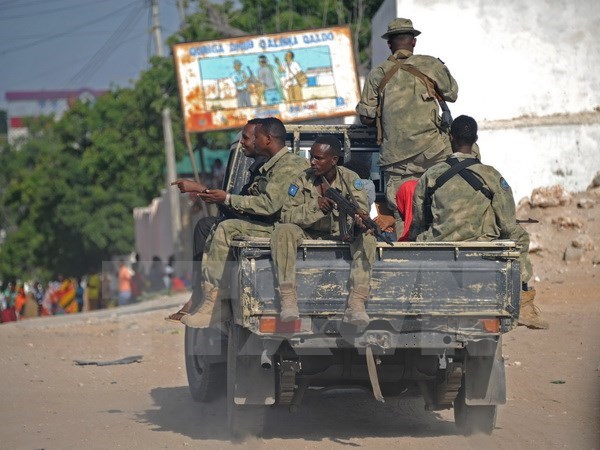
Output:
[230,237,521,327]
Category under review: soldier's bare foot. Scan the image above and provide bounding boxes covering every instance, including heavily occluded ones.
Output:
[164,299,192,323]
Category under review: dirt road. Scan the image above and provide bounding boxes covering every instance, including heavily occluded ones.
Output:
[0,273,598,449]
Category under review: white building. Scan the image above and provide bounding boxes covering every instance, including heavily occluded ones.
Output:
[5,88,107,145]
[371,0,600,200]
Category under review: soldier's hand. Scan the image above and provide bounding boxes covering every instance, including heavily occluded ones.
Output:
[354,212,370,230]
[318,197,336,214]
[374,213,395,232]
[171,179,208,194]
[198,189,227,204]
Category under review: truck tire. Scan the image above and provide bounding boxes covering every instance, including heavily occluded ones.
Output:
[184,327,226,402]
[227,323,266,439]
[454,383,497,435]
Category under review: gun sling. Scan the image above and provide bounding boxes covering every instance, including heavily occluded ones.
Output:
[423,158,493,226]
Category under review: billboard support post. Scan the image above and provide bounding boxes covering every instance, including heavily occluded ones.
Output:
[184,132,201,183]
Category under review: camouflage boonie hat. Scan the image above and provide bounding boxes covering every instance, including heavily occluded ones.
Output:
[381,18,421,39]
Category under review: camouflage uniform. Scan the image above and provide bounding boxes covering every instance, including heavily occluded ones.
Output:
[356,49,458,212]
[410,153,533,282]
[202,148,309,288]
[271,166,376,289]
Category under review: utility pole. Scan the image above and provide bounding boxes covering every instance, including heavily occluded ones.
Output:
[151,0,182,266]
[175,0,186,27]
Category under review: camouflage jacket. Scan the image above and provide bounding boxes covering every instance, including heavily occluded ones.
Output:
[356,50,458,167]
[229,147,309,223]
[410,153,532,281]
[281,166,369,236]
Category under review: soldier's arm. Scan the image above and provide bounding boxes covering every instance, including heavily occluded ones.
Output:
[281,176,326,227]
[408,177,429,240]
[489,171,533,281]
[417,56,459,103]
[351,181,370,214]
[489,173,527,247]
[230,156,308,216]
[435,64,458,102]
[356,68,384,123]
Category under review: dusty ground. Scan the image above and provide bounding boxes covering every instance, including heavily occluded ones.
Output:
[1,189,599,449]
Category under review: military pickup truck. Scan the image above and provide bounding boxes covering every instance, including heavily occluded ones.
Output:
[184,124,520,438]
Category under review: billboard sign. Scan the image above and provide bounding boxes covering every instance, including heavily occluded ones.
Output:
[173,26,359,133]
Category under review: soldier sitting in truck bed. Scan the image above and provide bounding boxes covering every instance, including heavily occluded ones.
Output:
[410,115,548,329]
[180,117,309,328]
[270,136,377,326]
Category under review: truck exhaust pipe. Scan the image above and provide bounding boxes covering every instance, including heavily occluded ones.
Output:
[260,349,272,369]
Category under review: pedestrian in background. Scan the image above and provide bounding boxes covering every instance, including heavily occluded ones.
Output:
[117,260,132,306]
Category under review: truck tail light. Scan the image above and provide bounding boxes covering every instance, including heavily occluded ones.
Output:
[479,318,500,333]
[259,316,302,333]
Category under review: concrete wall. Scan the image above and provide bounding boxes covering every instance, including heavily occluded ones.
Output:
[373,0,600,120]
[371,0,600,199]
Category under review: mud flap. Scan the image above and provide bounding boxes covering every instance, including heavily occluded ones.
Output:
[232,331,276,406]
[233,355,276,405]
[464,337,506,406]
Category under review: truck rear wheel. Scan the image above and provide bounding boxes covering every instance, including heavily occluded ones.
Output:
[454,383,497,435]
[227,323,266,439]
[184,327,226,402]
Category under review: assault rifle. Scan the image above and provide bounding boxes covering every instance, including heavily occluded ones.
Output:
[324,187,394,245]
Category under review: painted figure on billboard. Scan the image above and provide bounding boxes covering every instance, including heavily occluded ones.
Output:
[231,59,251,107]
[275,51,305,102]
[257,55,284,105]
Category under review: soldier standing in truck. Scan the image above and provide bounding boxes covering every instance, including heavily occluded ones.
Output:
[356,18,458,233]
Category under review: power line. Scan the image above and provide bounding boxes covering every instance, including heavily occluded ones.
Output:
[6,30,117,40]
[68,3,146,86]
[0,0,101,21]
[0,1,140,55]
[0,0,74,10]
[4,30,148,92]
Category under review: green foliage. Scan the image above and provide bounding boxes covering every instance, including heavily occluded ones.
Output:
[0,59,185,280]
[0,0,381,281]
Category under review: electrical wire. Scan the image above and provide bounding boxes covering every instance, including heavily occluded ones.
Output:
[68,2,145,86]
[0,1,140,55]
[0,0,101,21]
[0,0,71,10]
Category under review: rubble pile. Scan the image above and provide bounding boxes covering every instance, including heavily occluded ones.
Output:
[518,171,600,281]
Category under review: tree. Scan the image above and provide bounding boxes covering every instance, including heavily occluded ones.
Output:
[0,58,186,280]
[0,0,381,281]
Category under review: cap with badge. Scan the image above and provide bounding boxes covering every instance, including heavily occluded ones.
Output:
[381,18,421,39]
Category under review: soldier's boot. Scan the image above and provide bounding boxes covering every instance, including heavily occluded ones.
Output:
[518,288,549,330]
[181,282,230,329]
[343,285,370,327]
[279,282,299,322]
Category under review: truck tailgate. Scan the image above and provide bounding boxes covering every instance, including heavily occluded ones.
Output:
[230,238,521,318]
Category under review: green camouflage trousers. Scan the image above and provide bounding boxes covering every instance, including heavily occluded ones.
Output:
[270,223,376,289]
[202,218,274,288]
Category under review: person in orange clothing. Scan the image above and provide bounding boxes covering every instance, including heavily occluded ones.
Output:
[14,285,27,317]
[118,260,132,306]
[395,179,418,241]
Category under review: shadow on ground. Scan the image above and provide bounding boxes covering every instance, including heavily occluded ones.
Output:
[137,386,459,442]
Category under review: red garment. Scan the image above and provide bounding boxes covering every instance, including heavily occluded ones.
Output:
[395,180,418,242]
[1,308,17,323]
